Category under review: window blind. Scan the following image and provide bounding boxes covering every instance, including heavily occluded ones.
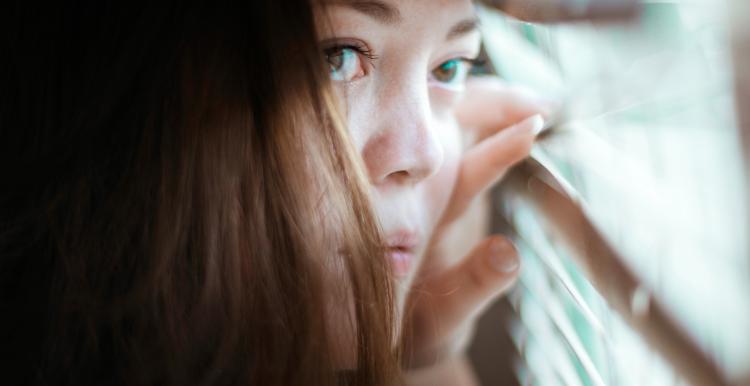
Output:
[478,1,750,385]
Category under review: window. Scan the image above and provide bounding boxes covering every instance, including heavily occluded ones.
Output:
[479,1,750,384]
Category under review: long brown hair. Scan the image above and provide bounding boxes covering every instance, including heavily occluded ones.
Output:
[0,1,399,385]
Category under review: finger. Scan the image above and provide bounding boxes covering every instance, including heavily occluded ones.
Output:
[440,114,543,225]
[438,236,520,322]
[407,236,520,351]
[456,76,557,141]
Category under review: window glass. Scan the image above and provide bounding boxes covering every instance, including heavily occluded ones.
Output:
[480,0,750,383]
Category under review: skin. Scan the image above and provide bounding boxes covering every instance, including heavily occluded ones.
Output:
[316,0,553,383]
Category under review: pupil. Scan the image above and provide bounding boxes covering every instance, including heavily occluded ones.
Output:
[328,51,344,73]
[436,61,457,82]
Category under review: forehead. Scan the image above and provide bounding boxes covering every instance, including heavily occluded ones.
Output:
[317,0,478,39]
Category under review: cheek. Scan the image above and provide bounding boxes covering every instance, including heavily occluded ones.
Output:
[422,120,463,230]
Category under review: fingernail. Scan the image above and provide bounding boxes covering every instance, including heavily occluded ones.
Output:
[525,114,545,136]
[488,239,519,273]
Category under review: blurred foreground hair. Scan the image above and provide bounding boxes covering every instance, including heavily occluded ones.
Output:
[0,2,399,385]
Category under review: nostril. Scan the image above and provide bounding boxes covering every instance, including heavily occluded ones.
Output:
[362,127,445,186]
[359,99,445,185]
[384,170,413,185]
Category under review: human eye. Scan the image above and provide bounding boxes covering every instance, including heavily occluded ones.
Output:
[430,57,483,89]
[323,42,377,83]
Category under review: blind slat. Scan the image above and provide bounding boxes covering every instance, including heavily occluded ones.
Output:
[515,274,607,386]
[500,154,729,386]
[514,216,608,337]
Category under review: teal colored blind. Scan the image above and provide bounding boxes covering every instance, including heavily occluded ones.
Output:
[479,1,750,385]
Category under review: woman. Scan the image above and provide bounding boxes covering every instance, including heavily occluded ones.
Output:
[0,0,548,385]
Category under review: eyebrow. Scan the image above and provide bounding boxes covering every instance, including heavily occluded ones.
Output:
[340,0,402,24]
[446,17,480,40]
[334,0,479,40]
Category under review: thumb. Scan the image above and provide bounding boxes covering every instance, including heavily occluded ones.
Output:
[407,236,521,352]
[434,236,521,324]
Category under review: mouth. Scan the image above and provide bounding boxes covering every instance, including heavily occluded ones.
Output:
[386,231,420,277]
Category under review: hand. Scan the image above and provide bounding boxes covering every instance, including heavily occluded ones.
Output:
[401,76,553,370]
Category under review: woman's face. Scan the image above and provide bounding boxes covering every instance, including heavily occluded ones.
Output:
[317,0,481,310]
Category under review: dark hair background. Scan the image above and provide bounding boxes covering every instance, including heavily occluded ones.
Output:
[0,2,399,385]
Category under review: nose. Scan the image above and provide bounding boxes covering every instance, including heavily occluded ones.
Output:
[361,82,444,186]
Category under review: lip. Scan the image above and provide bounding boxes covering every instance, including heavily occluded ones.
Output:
[386,230,420,277]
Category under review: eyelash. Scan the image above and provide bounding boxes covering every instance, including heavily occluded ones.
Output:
[322,41,379,82]
[430,56,485,87]
[324,42,378,63]
[323,43,378,60]
[448,57,486,74]
[322,40,484,85]
[461,57,486,70]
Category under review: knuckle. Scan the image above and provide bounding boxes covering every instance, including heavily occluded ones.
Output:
[467,260,492,289]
